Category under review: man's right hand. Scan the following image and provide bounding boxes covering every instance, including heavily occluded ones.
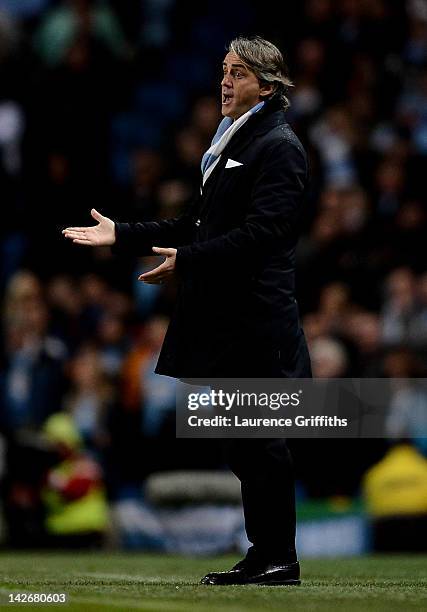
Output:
[62,209,116,246]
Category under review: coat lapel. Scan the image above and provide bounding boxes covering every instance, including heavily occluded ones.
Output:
[201,107,288,192]
[224,109,287,160]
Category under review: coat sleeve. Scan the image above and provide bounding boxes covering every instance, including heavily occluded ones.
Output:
[111,203,197,257]
[175,139,308,275]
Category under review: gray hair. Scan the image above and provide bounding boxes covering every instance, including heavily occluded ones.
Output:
[227,36,294,111]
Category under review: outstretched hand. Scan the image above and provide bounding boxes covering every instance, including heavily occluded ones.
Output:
[138,247,177,284]
[62,209,115,246]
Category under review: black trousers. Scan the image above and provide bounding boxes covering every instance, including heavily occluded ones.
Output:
[222,437,297,563]
[217,329,311,563]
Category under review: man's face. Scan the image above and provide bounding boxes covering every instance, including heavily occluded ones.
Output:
[221,52,268,120]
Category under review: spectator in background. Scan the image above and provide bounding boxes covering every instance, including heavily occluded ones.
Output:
[78,274,110,335]
[383,269,427,350]
[33,0,129,67]
[46,275,85,350]
[63,344,114,461]
[289,37,325,123]
[381,267,417,346]
[345,312,382,376]
[41,411,109,548]
[138,317,175,438]
[396,68,427,154]
[310,105,357,187]
[363,442,427,552]
[96,312,129,379]
[0,271,66,432]
[309,336,348,378]
[316,282,351,335]
[374,158,406,218]
[120,316,171,422]
[386,380,427,455]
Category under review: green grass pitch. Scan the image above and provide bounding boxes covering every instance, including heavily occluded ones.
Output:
[0,552,426,611]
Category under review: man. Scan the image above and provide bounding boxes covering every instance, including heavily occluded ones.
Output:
[63,35,311,585]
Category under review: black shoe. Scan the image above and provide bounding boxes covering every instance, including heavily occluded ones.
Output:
[200,558,300,586]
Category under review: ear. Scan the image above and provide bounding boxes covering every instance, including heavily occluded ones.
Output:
[259,82,275,98]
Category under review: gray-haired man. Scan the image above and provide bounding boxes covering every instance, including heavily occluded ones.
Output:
[63,36,311,585]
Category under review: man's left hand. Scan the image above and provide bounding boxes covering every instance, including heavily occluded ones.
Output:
[138,247,177,284]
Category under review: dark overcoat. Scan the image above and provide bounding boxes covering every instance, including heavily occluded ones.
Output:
[113,97,312,379]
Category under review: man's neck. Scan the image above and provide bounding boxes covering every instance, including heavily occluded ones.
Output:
[232,99,265,122]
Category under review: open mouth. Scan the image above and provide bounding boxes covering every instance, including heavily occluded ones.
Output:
[222,92,233,105]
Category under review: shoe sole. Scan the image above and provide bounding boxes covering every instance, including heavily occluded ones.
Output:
[201,579,301,586]
[253,579,301,586]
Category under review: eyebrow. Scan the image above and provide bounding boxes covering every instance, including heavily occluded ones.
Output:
[222,62,248,70]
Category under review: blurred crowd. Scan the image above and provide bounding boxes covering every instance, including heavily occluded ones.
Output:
[0,0,426,547]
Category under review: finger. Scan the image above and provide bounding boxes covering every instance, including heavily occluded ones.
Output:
[138,264,167,280]
[63,232,87,240]
[152,246,175,256]
[63,229,86,236]
[62,227,90,233]
[138,271,164,282]
[91,208,104,222]
[72,238,93,245]
[139,272,168,281]
[140,273,168,284]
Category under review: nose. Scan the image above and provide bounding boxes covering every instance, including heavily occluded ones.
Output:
[221,73,232,88]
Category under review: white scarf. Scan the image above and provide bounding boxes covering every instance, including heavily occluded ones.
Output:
[200,101,264,186]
